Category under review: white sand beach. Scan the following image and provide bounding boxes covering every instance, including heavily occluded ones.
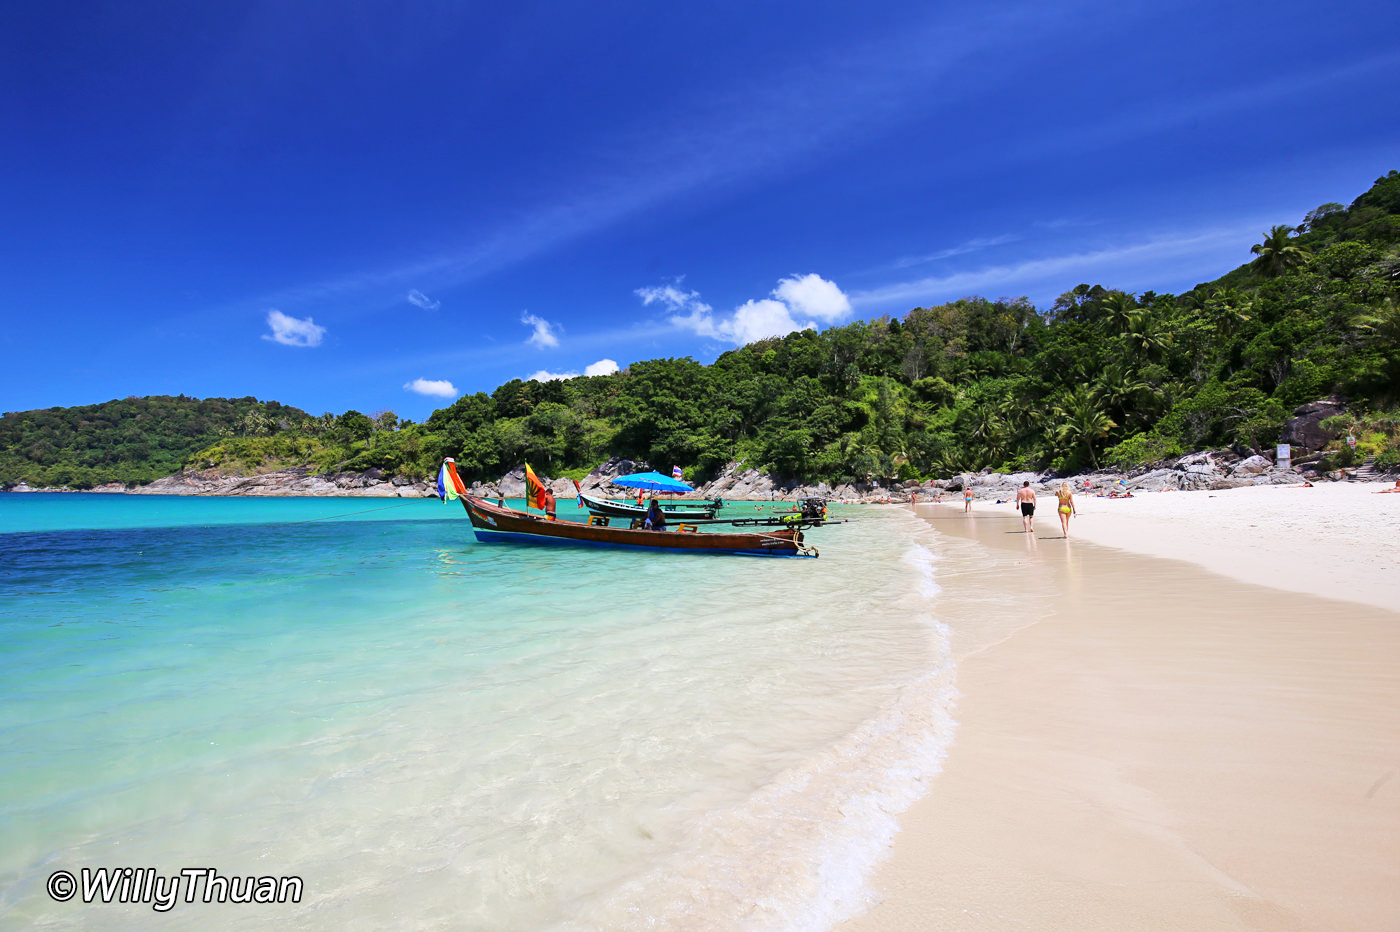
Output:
[1062,480,1398,612]
[839,481,1400,932]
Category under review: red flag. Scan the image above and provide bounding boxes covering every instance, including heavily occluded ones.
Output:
[524,463,548,511]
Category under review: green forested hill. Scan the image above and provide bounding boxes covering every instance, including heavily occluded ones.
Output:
[413,169,1399,482]
[5,171,1398,490]
[0,396,312,488]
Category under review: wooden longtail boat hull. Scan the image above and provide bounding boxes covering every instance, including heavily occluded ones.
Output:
[460,496,811,557]
[577,489,719,521]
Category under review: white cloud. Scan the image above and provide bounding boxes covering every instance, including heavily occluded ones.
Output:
[584,359,620,376]
[635,283,707,313]
[403,378,460,399]
[772,273,851,322]
[650,274,851,346]
[406,289,440,310]
[526,359,621,382]
[262,309,326,347]
[719,299,810,345]
[521,312,560,348]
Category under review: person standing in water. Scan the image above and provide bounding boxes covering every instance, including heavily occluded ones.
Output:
[964,486,974,513]
[1014,480,1036,533]
[1055,481,1076,537]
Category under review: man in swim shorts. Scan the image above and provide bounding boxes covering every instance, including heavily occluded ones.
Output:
[1014,480,1036,533]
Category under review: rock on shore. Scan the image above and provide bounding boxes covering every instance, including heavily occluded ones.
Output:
[7,445,1359,501]
[126,467,435,497]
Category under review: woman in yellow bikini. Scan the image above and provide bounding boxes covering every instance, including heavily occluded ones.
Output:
[1056,481,1077,538]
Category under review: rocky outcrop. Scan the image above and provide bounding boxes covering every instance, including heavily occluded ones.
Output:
[1231,454,1273,476]
[128,467,435,497]
[10,444,1341,501]
[1279,397,1346,452]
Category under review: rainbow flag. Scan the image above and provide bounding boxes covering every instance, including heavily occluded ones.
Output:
[437,459,467,502]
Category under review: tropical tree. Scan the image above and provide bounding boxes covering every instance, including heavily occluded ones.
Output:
[1351,298,1400,347]
[965,402,1008,463]
[1250,224,1312,277]
[1124,309,1170,362]
[1099,291,1137,334]
[1204,288,1253,339]
[1093,364,1151,424]
[1053,386,1116,469]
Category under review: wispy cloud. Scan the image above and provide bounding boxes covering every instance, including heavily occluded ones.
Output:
[406,289,440,311]
[852,223,1264,309]
[262,309,326,347]
[521,312,560,348]
[889,234,1021,270]
[999,51,1400,171]
[239,5,1087,316]
[526,359,620,382]
[404,377,459,399]
[647,273,851,346]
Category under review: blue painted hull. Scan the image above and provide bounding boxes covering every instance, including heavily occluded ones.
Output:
[470,527,807,557]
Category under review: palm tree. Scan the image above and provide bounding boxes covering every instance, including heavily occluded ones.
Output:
[1177,287,1214,313]
[1124,310,1170,362]
[1053,387,1116,469]
[1205,288,1253,339]
[966,403,1007,462]
[1351,298,1400,348]
[1250,224,1311,277]
[1093,364,1151,425]
[239,410,273,436]
[1098,291,1137,334]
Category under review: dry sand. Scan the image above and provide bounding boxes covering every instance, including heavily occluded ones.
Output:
[838,482,1400,932]
[1062,480,1398,613]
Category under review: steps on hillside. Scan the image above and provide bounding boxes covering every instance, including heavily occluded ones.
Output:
[1351,456,1380,480]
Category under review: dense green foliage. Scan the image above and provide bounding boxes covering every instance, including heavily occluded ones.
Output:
[0,396,312,488]
[5,171,1398,489]
[412,170,1400,482]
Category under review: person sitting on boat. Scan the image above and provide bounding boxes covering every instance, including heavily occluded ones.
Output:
[644,497,668,530]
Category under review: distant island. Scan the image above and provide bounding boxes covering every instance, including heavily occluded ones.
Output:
[4,171,1397,494]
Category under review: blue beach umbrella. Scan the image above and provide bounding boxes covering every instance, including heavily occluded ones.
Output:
[610,471,694,494]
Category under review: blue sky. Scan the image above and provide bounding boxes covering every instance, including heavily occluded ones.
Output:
[3,1,1397,422]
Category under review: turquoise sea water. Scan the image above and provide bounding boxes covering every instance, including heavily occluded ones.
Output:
[0,493,955,932]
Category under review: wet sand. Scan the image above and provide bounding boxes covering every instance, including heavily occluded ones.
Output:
[839,494,1400,932]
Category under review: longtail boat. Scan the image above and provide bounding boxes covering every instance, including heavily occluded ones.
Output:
[575,486,722,521]
[457,495,818,557]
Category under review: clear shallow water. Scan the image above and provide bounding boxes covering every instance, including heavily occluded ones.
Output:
[0,493,955,932]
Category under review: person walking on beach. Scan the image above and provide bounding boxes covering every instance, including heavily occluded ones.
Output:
[1055,481,1076,538]
[964,486,974,512]
[1015,481,1036,533]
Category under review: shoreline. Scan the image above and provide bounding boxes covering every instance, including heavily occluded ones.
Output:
[838,490,1400,931]
[1012,480,1398,612]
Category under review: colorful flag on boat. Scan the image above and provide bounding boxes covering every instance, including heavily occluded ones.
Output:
[437,458,467,502]
[573,479,584,508]
[524,463,549,511]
